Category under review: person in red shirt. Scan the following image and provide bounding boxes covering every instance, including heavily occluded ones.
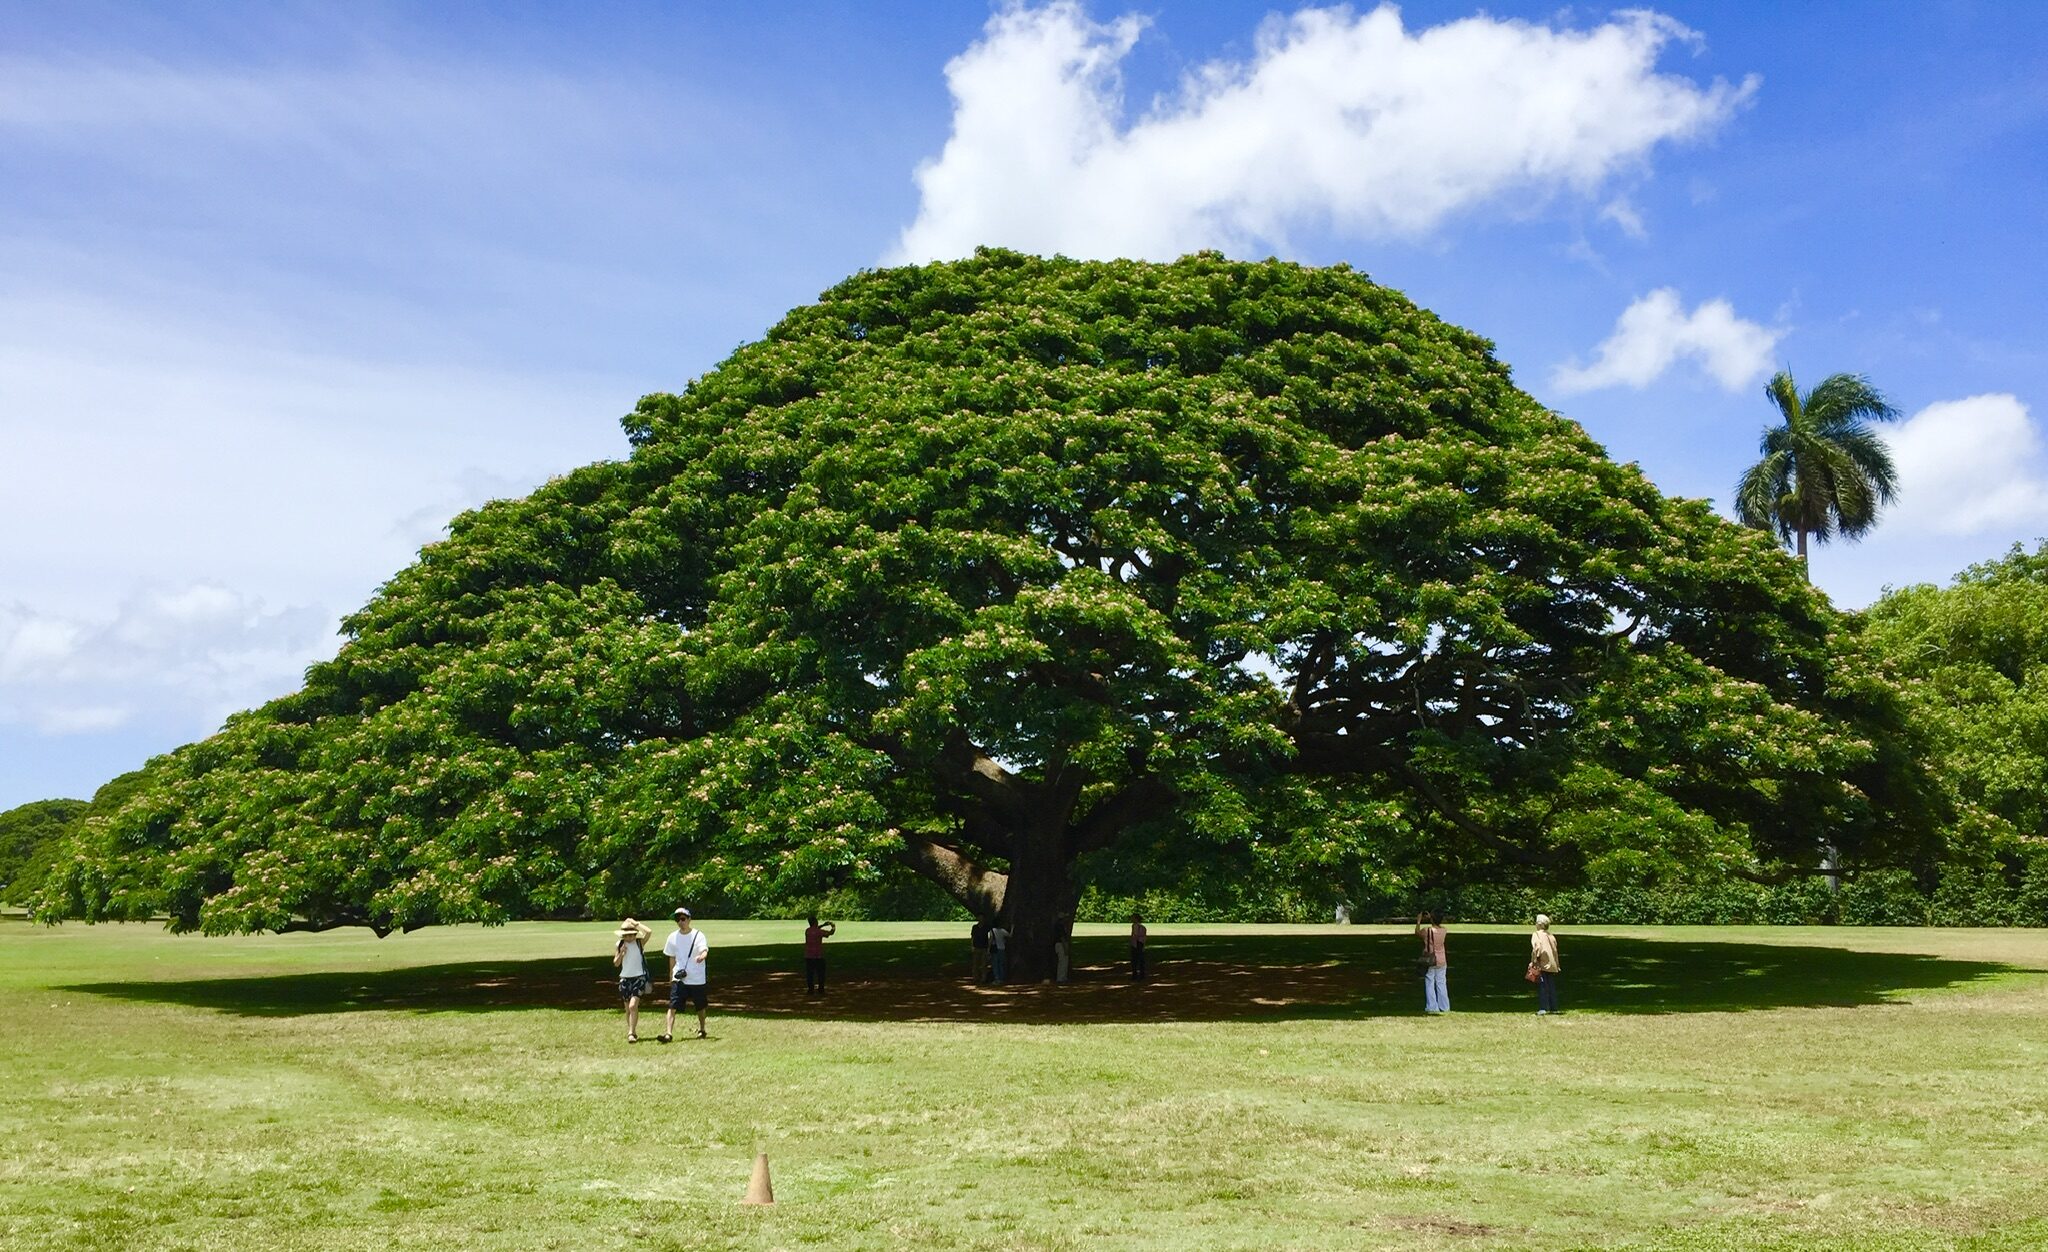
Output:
[804,913,837,996]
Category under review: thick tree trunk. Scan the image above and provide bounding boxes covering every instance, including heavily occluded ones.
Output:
[893,766,1139,982]
[1001,823,1072,983]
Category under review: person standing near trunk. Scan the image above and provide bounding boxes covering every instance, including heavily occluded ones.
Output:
[803,913,836,996]
[987,920,1010,984]
[1129,912,1148,981]
[970,918,991,984]
[1530,914,1562,1015]
[1417,911,1449,1013]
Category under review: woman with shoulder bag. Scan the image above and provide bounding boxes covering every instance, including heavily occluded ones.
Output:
[1415,911,1448,1013]
[1529,914,1561,1015]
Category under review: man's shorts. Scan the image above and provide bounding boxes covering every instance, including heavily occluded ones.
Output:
[671,981,708,1009]
[618,974,650,1001]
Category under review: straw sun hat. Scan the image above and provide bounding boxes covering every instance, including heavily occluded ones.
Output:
[615,918,652,943]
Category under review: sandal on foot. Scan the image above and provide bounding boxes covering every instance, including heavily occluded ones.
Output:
[656,1034,672,1044]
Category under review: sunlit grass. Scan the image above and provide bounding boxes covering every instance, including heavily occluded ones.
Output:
[4,919,2047,1250]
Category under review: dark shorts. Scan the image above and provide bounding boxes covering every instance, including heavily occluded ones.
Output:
[618,975,649,1001]
[671,982,708,1009]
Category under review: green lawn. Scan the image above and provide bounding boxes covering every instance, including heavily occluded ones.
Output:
[4,919,2047,1250]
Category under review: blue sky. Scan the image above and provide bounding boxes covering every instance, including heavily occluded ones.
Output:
[4,1,2046,808]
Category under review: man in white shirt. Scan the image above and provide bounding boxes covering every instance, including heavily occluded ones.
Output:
[661,907,710,1041]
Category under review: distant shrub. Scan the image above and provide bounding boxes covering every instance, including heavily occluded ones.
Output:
[1075,885,1323,925]
[1835,871,1927,926]
[2018,850,2048,929]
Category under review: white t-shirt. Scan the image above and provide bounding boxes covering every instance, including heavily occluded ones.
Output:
[987,926,1009,951]
[617,939,646,979]
[665,927,709,984]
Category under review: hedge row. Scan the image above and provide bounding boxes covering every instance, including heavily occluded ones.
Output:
[1368,859,2048,929]
[1074,856,2048,929]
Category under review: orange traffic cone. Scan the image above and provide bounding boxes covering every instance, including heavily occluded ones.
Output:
[742,1153,774,1205]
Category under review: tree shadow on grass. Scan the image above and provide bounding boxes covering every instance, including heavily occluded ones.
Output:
[59,931,2031,1023]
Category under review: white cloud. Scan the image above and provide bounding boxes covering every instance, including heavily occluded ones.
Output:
[891,3,1755,262]
[0,617,82,681]
[1882,394,2048,537]
[36,706,132,736]
[0,289,631,748]
[0,289,627,614]
[1599,196,1648,239]
[1551,288,1782,393]
[0,585,333,736]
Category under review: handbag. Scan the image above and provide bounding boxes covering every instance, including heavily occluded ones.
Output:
[1524,962,1541,983]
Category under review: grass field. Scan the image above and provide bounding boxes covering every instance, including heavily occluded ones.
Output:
[4,918,2047,1250]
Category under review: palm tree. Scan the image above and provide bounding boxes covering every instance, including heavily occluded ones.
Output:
[1734,369,1901,569]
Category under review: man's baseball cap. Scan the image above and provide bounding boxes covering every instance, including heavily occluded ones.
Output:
[674,907,692,918]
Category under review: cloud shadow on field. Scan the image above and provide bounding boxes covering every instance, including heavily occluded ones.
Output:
[59,931,2026,1023]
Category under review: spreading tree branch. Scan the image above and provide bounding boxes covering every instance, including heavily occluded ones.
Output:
[893,830,1006,918]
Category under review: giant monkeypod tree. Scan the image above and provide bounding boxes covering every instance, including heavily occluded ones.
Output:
[45,253,1937,979]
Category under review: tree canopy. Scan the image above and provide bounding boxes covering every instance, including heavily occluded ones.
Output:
[1863,543,2048,850]
[40,252,1938,972]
